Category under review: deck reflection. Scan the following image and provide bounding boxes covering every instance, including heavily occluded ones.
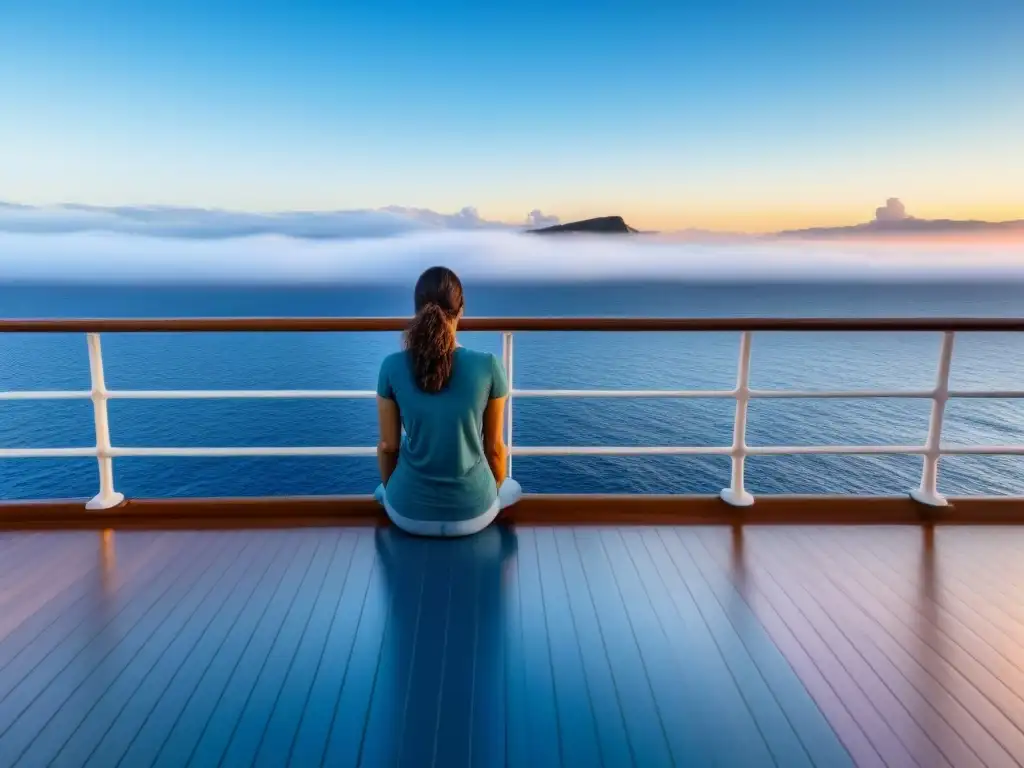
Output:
[3,525,1024,766]
[335,527,516,766]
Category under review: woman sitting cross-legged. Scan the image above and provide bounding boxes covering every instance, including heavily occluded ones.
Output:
[374,266,522,537]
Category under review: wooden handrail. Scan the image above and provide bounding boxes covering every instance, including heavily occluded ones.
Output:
[0,317,1023,333]
[1,494,1023,529]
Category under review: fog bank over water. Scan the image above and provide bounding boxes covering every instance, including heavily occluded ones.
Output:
[0,230,1022,284]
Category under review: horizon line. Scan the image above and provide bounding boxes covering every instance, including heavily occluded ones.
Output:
[2,198,1022,240]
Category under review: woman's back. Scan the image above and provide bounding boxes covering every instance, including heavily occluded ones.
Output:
[377,346,508,522]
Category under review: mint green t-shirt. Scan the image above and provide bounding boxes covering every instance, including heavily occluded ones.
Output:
[376,347,509,522]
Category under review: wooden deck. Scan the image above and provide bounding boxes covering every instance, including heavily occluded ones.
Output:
[1,525,1023,767]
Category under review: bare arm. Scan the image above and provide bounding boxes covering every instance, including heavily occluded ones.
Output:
[483,395,508,488]
[376,395,401,486]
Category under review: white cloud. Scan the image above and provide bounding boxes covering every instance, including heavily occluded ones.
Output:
[875,198,909,223]
[0,228,1021,284]
[377,205,507,231]
[0,202,580,240]
[0,202,518,240]
[525,209,560,229]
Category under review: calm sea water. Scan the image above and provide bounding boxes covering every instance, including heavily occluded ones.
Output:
[1,281,1022,500]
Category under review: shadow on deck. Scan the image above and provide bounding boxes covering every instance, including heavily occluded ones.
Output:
[1,524,1022,767]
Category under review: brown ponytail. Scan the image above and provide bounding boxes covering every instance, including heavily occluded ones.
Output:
[404,266,464,392]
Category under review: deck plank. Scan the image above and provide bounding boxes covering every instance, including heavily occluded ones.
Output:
[93,531,301,767]
[164,532,324,767]
[503,528,529,768]
[285,532,377,767]
[690,528,889,768]
[0,533,220,765]
[684,528,865,767]
[513,528,562,768]
[424,533,509,767]
[0,533,175,675]
[345,535,429,767]
[599,528,731,764]
[836,530,1024,714]
[4,525,1023,767]
[533,528,603,767]
[738,531,960,768]
[550,527,634,766]
[572,528,676,767]
[66,533,277,767]
[780,529,1022,767]
[394,539,454,766]
[657,528,814,765]
[217,532,344,767]
[22,533,261,768]
[249,530,361,767]
[136,531,307,767]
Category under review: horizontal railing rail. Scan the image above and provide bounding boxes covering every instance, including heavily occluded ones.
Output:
[0,316,1022,511]
[3,317,1024,333]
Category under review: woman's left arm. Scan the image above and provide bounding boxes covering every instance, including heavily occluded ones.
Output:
[376,395,401,486]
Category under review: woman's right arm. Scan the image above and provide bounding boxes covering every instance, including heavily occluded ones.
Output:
[376,359,400,487]
[376,395,401,486]
[483,395,508,487]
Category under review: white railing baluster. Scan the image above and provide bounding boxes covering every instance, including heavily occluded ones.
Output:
[721,331,755,506]
[85,333,125,510]
[911,331,955,507]
[502,331,514,476]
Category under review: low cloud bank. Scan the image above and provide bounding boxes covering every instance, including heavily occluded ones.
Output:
[0,202,573,240]
[0,228,1021,284]
[0,202,518,240]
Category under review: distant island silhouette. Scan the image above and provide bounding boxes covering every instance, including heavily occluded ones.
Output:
[528,215,639,234]
[776,198,1023,239]
[778,218,1024,238]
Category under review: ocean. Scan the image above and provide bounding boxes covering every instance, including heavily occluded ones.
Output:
[1,281,1022,501]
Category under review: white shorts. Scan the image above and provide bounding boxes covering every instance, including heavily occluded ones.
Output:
[374,478,523,537]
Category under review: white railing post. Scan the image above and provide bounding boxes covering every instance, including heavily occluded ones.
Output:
[721,331,755,506]
[911,331,955,507]
[85,333,125,510]
[502,331,514,476]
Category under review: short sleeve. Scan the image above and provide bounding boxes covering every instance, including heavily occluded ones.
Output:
[376,358,394,400]
[490,353,509,399]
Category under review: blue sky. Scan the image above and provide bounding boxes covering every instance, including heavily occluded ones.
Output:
[1,0,1022,231]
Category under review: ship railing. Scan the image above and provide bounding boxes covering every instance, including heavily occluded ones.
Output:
[0,317,1022,513]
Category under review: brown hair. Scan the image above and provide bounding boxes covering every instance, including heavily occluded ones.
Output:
[404,266,465,392]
